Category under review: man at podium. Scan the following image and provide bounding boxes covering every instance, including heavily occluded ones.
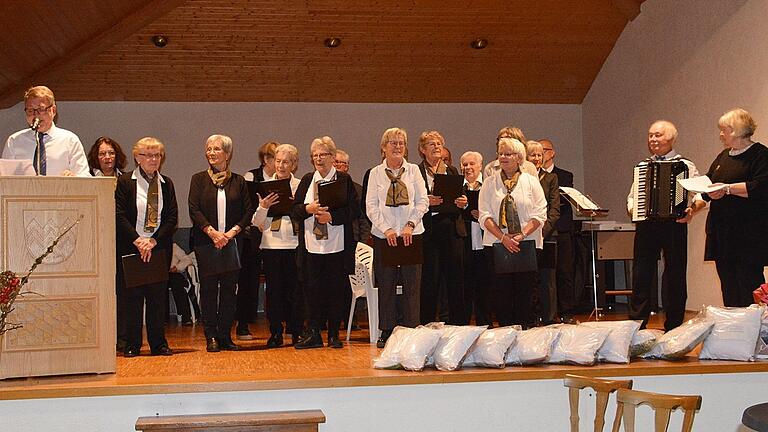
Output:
[2,85,90,177]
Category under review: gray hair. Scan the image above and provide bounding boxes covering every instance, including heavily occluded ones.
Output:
[275,143,299,168]
[498,137,526,160]
[460,151,483,165]
[206,134,233,156]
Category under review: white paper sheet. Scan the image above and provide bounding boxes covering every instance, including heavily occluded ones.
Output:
[677,176,727,194]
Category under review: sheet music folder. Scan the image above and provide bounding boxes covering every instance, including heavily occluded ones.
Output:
[256,178,293,217]
[465,189,480,221]
[194,238,241,278]
[431,174,464,213]
[559,186,609,219]
[379,235,424,266]
[492,240,537,273]
[121,249,169,288]
[318,178,348,210]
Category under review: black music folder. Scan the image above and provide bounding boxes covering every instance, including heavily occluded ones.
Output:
[318,177,348,210]
[256,178,293,217]
[492,240,537,273]
[194,238,241,278]
[431,174,464,214]
[465,189,480,221]
[379,235,424,266]
[121,249,168,288]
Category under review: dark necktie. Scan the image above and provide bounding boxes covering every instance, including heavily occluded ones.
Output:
[33,133,47,175]
[656,155,666,161]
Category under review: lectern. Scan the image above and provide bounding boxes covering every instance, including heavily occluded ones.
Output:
[0,176,116,379]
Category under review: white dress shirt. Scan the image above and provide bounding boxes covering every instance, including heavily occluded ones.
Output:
[132,167,165,238]
[3,123,90,176]
[303,167,344,254]
[366,161,429,239]
[478,170,547,248]
[252,174,301,249]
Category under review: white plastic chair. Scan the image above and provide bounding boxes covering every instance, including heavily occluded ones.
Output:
[347,242,379,343]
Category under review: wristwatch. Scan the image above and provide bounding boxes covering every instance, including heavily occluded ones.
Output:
[405,221,416,229]
[725,184,731,195]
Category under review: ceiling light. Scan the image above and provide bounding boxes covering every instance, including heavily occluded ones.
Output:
[470,38,488,50]
[324,37,342,48]
[151,35,169,48]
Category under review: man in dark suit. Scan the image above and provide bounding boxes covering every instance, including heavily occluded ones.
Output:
[539,138,577,321]
[417,131,467,325]
[334,149,371,243]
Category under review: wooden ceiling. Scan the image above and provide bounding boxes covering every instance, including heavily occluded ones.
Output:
[0,0,645,108]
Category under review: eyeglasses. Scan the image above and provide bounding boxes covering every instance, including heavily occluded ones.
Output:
[98,151,116,158]
[386,140,406,147]
[24,105,52,116]
[498,152,518,158]
[543,148,554,153]
[138,153,162,160]
[311,152,332,159]
[333,160,349,166]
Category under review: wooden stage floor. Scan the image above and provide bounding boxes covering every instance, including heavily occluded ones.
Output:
[3,312,768,401]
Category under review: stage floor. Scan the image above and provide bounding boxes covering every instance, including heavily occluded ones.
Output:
[2,312,768,401]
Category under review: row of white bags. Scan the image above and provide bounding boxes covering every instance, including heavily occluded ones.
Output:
[373,304,767,372]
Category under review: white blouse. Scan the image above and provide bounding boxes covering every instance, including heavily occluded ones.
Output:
[302,167,344,254]
[365,161,429,239]
[478,170,547,248]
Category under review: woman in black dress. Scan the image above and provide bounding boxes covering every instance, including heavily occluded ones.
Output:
[692,108,768,306]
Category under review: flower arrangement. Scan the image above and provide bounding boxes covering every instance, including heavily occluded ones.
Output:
[0,217,81,336]
[753,283,768,305]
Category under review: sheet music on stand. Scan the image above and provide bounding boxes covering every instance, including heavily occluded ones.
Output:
[559,186,609,321]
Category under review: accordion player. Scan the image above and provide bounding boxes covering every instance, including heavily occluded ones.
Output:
[631,159,690,221]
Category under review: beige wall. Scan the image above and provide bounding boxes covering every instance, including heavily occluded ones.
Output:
[0,101,583,226]
[583,0,768,308]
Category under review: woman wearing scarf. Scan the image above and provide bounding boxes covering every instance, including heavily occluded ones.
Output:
[252,144,304,348]
[366,128,429,347]
[478,138,547,328]
[188,134,254,352]
[292,136,359,349]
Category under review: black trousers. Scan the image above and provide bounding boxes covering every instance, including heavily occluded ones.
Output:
[263,248,304,335]
[420,214,466,324]
[715,259,765,307]
[236,237,262,324]
[629,221,687,331]
[167,272,192,321]
[116,272,128,347]
[374,237,421,331]
[304,251,347,335]
[464,247,491,326]
[555,231,577,315]
[485,246,535,328]
[125,281,168,351]
[200,270,239,340]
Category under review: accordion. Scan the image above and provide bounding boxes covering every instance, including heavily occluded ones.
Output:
[632,159,689,222]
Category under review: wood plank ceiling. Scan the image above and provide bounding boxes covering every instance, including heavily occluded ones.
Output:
[0,0,645,108]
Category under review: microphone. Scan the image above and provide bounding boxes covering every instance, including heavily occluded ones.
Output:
[30,117,41,131]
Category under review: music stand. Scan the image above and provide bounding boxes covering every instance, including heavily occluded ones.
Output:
[560,187,609,321]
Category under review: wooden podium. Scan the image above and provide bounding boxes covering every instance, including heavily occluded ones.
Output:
[0,176,116,379]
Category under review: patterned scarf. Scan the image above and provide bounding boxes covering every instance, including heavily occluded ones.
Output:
[207,167,231,188]
[140,168,159,233]
[498,169,522,234]
[426,159,448,178]
[385,167,409,207]
[312,180,328,240]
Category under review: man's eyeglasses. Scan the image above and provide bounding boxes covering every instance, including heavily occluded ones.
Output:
[24,105,52,116]
[543,148,554,153]
[138,153,162,160]
[312,152,332,159]
[333,160,349,166]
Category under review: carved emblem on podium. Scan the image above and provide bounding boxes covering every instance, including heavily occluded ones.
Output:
[24,214,79,265]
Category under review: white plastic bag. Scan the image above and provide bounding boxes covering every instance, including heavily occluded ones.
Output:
[505,327,560,366]
[373,326,411,369]
[756,308,768,360]
[700,305,763,361]
[547,324,612,365]
[652,314,715,360]
[630,329,664,358]
[427,325,487,371]
[463,326,521,368]
[580,320,641,364]
[397,326,443,371]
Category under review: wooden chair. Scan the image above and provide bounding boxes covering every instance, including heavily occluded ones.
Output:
[615,388,702,432]
[563,374,634,432]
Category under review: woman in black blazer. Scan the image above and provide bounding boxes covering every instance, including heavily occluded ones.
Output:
[292,136,359,349]
[188,134,254,352]
[115,137,178,357]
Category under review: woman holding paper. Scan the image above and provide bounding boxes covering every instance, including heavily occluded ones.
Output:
[695,108,768,306]
[478,138,547,328]
[252,144,304,348]
[188,134,253,352]
[292,136,359,349]
[366,128,429,347]
[115,137,177,357]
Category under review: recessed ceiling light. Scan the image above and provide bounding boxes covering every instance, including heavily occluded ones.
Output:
[470,38,488,50]
[151,35,169,48]
[324,37,342,48]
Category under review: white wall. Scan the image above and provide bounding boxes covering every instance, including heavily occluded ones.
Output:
[2,372,764,431]
[582,0,768,308]
[0,102,583,226]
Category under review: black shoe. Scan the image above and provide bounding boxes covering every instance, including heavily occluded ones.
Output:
[116,338,127,353]
[266,333,283,348]
[124,346,140,357]
[206,337,220,353]
[295,329,323,349]
[181,318,193,326]
[327,334,343,349]
[220,339,240,351]
[376,330,392,349]
[236,323,253,341]
[151,345,173,356]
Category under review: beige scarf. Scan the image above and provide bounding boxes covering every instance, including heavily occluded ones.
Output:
[385,167,409,207]
[498,169,522,234]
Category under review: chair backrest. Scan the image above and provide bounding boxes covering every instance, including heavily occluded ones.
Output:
[615,388,701,432]
[355,242,373,275]
[563,374,634,432]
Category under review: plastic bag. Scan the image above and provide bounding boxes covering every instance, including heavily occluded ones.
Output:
[580,320,641,364]
[426,325,487,371]
[463,326,521,368]
[373,326,411,369]
[755,308,768,360]
[700,305,763,361]
[651,314,715,360]
[547,324,612,365]
[630,329,664,358]
[505,327,560,366]
[397,326,443,371]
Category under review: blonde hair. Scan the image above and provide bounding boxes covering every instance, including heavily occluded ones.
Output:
[498,138,526,160]
[24,86,55,105]
[418,130,445,160]
[719,108,757,138]
[497,126,526,143]
[132,137,166,168]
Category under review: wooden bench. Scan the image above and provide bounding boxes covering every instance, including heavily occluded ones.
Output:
[135,409,326,432]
